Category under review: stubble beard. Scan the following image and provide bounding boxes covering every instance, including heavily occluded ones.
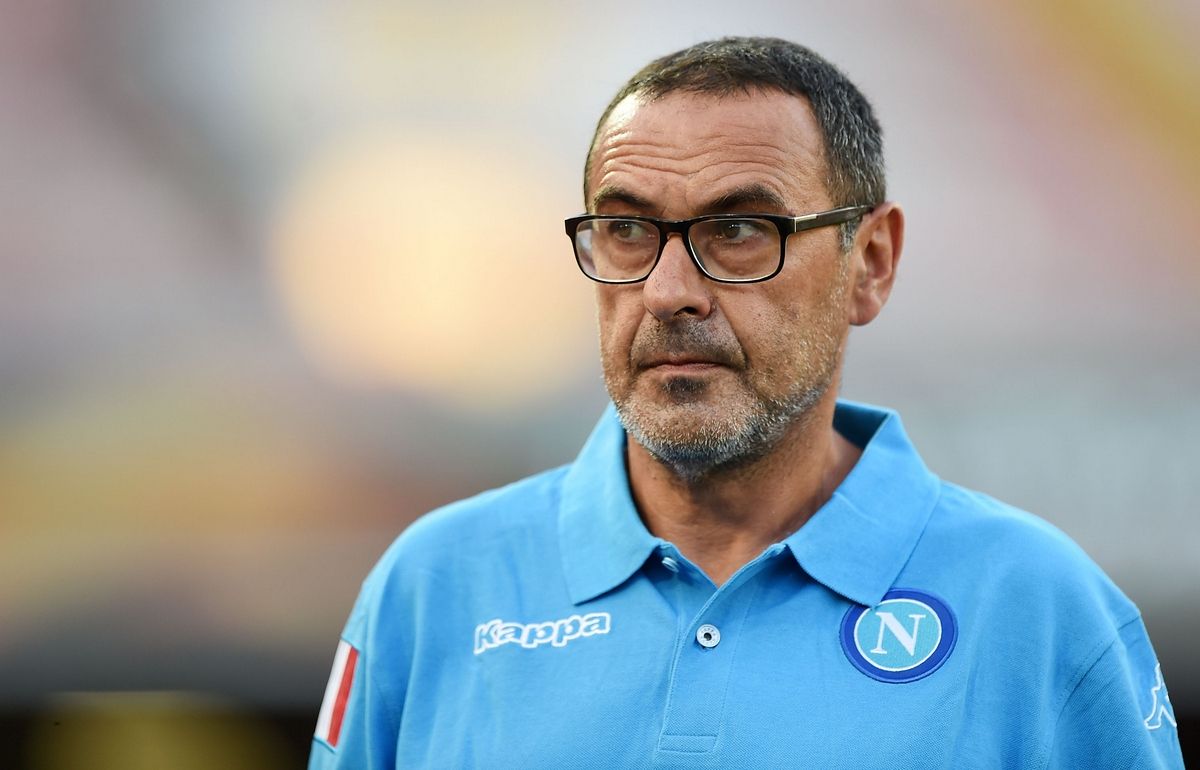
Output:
[605,313,844,484]
[616,371,832,483]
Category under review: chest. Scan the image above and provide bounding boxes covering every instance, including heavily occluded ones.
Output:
[393,570,1031,769]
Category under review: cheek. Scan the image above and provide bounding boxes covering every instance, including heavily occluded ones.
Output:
[595,287,641,366]
[728,290,824,377]
[722,293,793,356]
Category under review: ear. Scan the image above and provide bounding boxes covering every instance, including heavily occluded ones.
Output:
[847,202,904,326]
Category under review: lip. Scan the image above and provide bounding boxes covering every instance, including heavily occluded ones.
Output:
[640,359,724,373]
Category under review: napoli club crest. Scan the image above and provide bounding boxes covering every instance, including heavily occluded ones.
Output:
[840,589,957,683]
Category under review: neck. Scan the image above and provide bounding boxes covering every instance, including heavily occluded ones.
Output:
[626,395,861,587]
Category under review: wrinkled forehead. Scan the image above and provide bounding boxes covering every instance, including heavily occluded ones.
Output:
[585,90,831,213]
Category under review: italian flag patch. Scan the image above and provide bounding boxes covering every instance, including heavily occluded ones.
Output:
[315,640,359,748]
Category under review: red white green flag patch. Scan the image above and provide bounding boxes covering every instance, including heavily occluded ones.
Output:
[315,640,358,748]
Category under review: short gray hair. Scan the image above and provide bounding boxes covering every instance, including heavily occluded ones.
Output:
[585,37,885,250]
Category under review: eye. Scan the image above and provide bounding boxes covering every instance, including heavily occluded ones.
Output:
[714,220,765,244]
[605,220,651,242]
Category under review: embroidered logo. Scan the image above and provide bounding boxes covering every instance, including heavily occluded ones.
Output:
[841,589,956,683]
[474,612,611,655]
[1143,663,1177,731]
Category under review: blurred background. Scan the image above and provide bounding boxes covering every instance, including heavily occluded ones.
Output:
[1,0,1196,766]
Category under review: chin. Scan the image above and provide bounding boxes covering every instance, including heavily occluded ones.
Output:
[611,375,830,480]
[642,407,735,447]
[614,393,765,477]
[634,380,733,426]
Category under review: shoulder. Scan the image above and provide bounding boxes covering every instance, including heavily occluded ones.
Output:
[367,463,570,581]
[337,464,571,650]
[906,481,1174,763]
[926,479,1104,570]
[397,464,568,556]
[927,483,1103,568]
[914,480,1141,660]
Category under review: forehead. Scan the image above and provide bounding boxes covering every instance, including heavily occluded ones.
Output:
[587,90,830,214]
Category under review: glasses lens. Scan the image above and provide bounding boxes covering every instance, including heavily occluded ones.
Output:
[689,218,781,280]
[574,219,659,281]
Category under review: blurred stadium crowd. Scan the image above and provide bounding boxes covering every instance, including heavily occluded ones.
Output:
[1,1,1196,765]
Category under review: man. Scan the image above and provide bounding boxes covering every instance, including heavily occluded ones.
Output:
[310,38,1184,768]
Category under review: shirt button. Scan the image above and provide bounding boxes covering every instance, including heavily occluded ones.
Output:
[696,624,721,649]
[661,556,680,573]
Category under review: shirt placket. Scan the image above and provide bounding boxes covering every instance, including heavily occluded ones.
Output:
[652,543,783,759]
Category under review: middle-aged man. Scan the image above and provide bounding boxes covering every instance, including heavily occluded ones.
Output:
[309,37,1184,768]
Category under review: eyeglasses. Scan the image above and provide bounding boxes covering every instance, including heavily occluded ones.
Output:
[564,205,874,284]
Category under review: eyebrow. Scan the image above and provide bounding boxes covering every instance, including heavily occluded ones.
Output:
[590,182,790,217]
[701,184,788,214]
[590,185,655,214]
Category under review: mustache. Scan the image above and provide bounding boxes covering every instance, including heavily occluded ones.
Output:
[630,319,745,370]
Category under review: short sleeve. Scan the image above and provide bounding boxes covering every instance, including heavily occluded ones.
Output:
[1047,615,1183,769]
[308,557,406,770]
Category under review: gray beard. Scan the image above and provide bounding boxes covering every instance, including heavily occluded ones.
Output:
[613,375,831,483]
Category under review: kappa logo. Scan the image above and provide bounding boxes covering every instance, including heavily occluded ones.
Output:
[840,589,957,683]
[1143,663,1177,731]
[474,612,611,655]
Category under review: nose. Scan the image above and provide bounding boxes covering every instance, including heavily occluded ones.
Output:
[642,234,714,321]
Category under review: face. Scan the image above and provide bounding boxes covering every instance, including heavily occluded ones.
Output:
[587,90,854,478]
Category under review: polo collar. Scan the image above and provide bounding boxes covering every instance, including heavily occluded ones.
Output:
[558,404,662,605]
[558,401,940,608]
[782,401,940,608]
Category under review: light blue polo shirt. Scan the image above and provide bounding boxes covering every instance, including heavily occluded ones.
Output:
[309,401,1183,769]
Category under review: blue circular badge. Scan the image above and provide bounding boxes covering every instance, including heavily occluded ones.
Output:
[840,589,956,683]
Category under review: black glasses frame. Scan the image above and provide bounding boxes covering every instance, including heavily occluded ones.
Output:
[564,204,875,285]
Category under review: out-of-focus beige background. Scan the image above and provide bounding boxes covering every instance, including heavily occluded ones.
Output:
[2,0,1197,765]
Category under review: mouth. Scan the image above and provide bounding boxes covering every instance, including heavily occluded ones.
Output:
[639,356,727,373]
[628,320,743,377]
